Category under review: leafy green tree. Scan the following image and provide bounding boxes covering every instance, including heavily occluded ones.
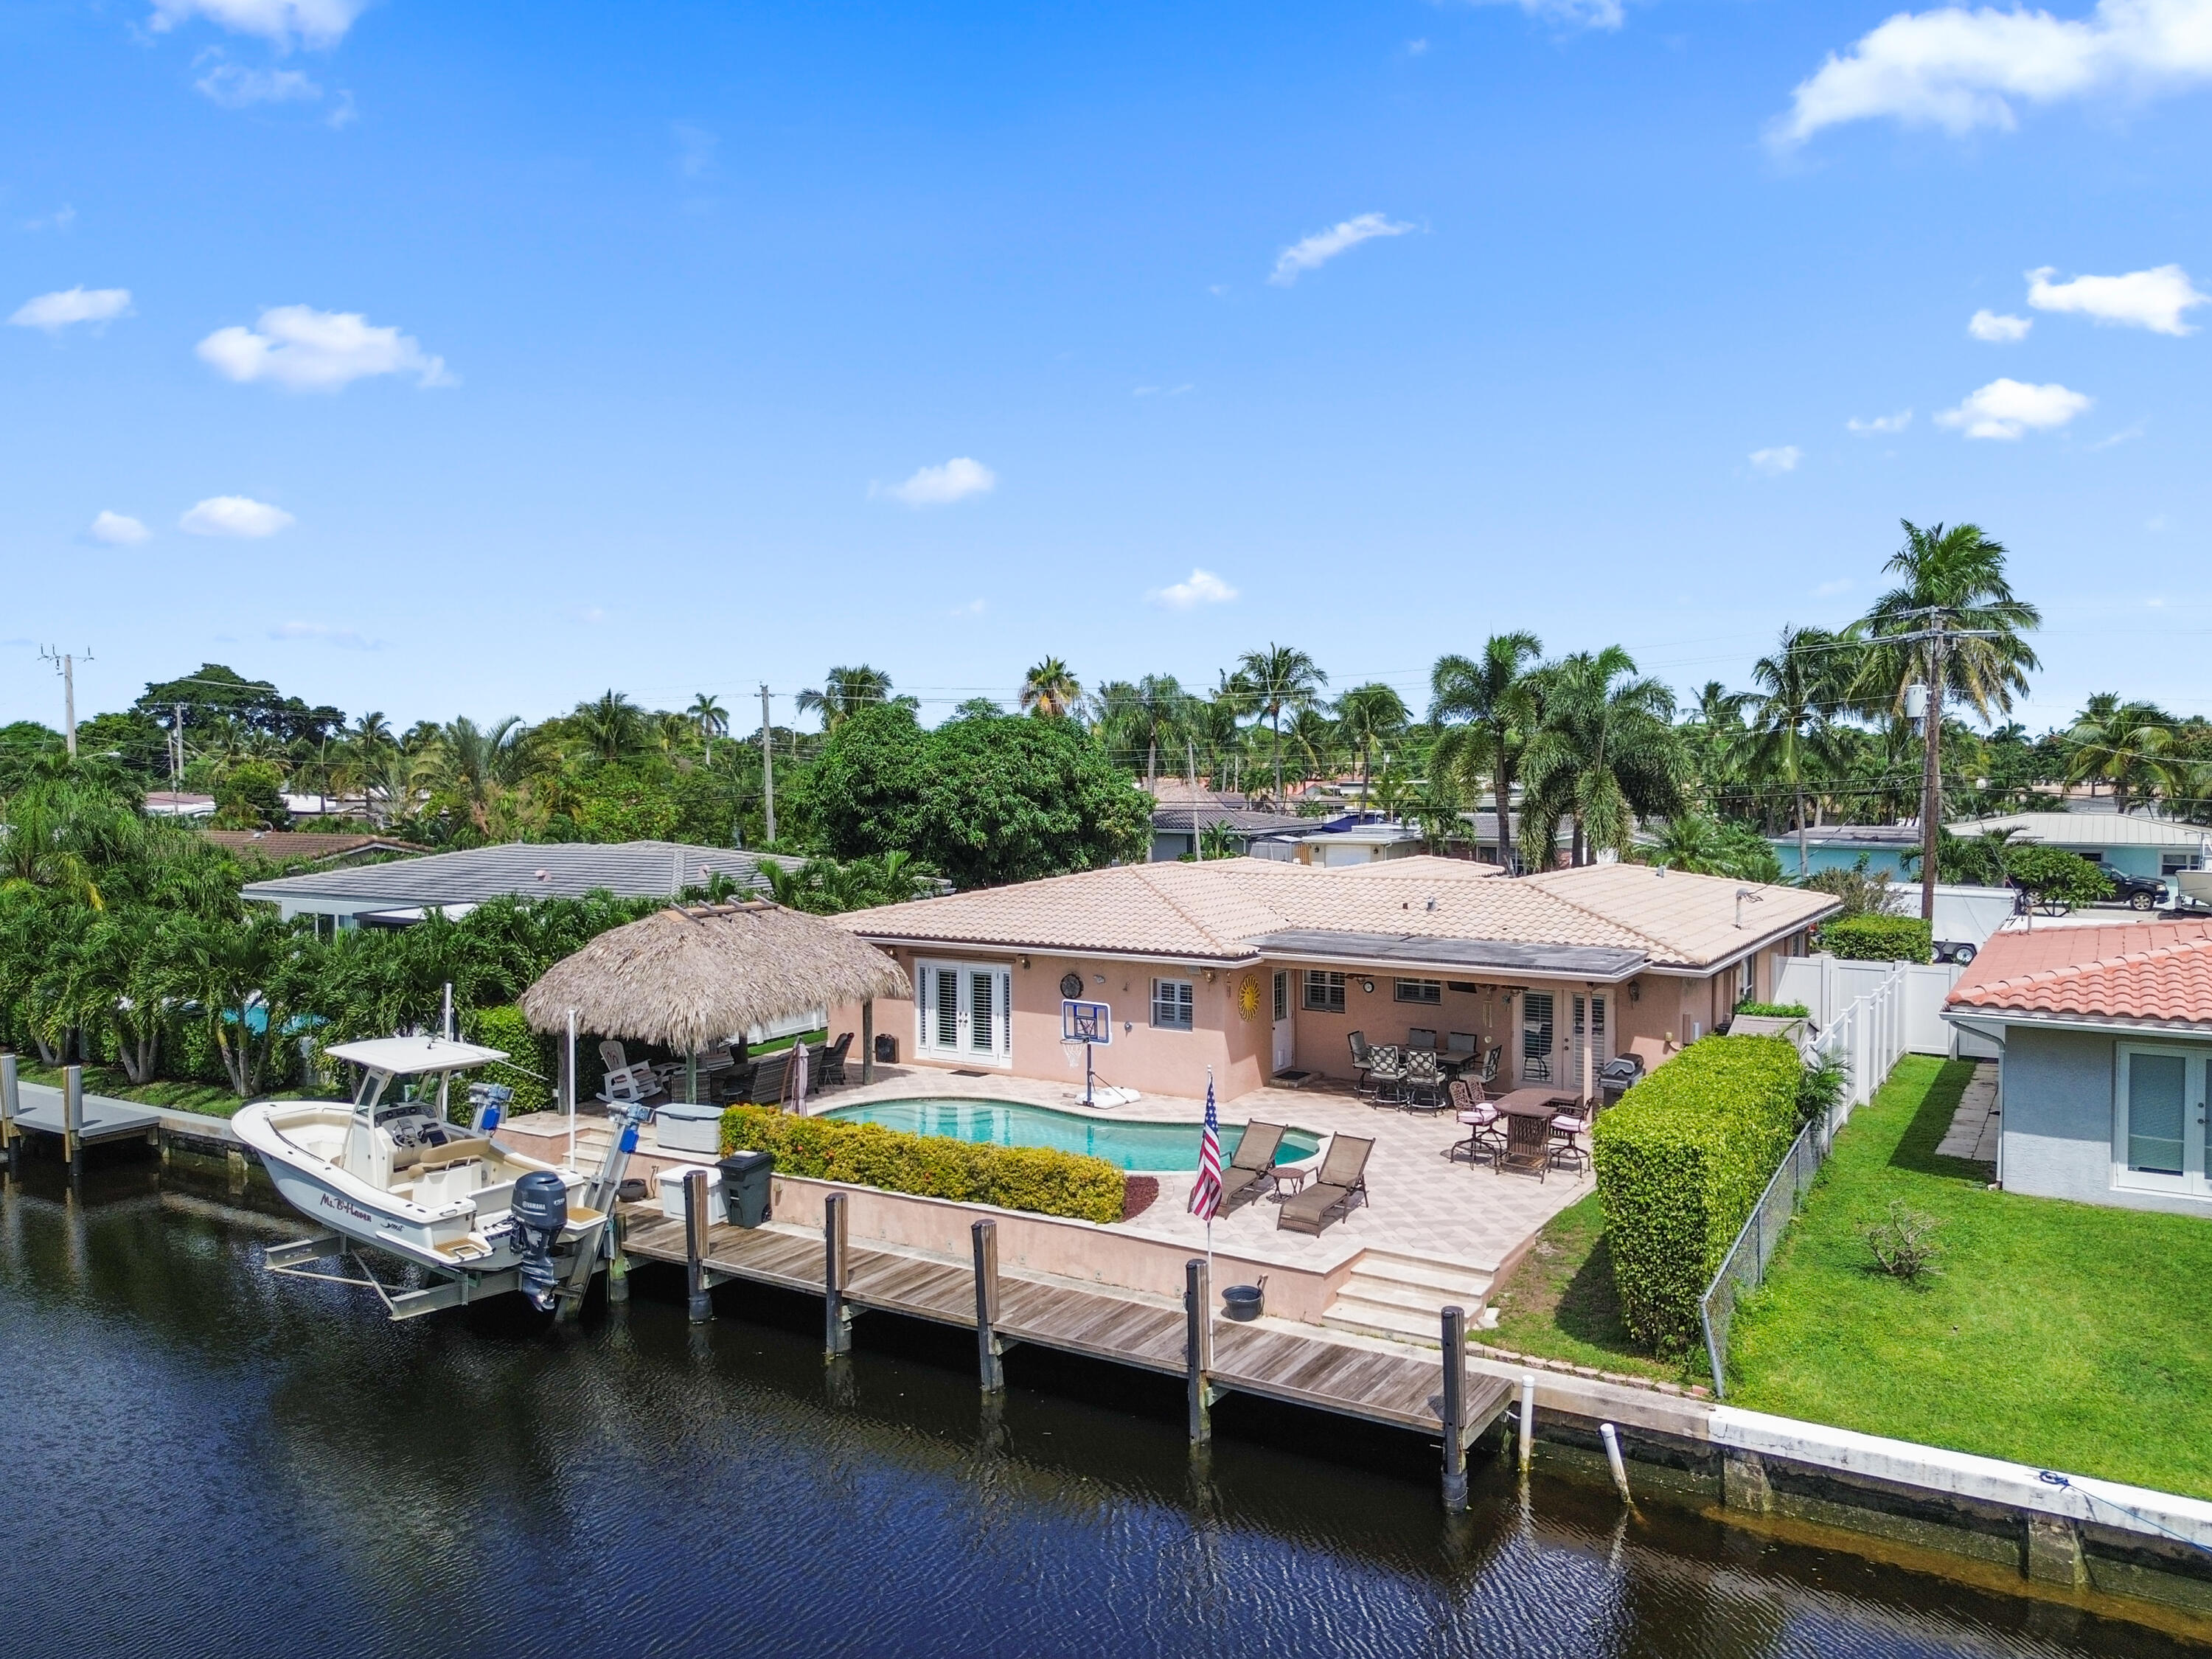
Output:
[1429,633,1543,823]
[2006,845,2115,913]
[1517,647,1683,868]
[1236,643,1327,807]
[212,760,292,830]
[1635,813,1778,882]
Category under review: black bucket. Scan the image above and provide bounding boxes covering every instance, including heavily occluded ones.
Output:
[1221,1282,1265,1322]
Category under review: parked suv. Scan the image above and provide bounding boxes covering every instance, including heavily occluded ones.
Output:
[2090,862,2168,911]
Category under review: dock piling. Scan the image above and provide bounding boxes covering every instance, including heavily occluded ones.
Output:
[824,1192,852,1356]
[1,1054,17,1176]
[683,1168,713,1322]
[1184,1258,1214,1444]
[63,1065,84,1179]
[1518,1373,1536,1473]
[606,1210,630,1305]
[1440,1304,1469,1512]
[1600,1422,1634,1506]
[972,1219,1004,1393]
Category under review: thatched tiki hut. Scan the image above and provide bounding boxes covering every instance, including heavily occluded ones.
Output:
[521,901,911,1096]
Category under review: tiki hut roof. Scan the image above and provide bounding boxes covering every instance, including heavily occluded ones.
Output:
[521,902,911,1053]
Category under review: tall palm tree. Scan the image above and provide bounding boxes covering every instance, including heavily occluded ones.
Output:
[1097,674,1192,790]
[1281,706,1342,794]
[1020,656,1082,720]
[1236,643,1328,807]
[1682,680,1752,810]
[1429,632,1543,836]
[349,711,394,754]
[688,693,729,755]
[1206,670,1259,796]
[1853,521,2042,720]
[797,665,893,731]
[1516,647,1683,868]
[573,690,647,762]
[1748,625,1849,875]
[1333,683,1410,809]
[2064,694,2175,815]
[425,717,530,832]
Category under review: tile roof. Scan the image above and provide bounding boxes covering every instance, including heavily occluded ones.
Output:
[1945,919,2212,1026]
[204,830,427,863]
[841,856,1833,971]
[1949,812,2212,849]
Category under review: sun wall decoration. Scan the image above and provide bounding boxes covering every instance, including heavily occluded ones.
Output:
[1237,976,1262,1020]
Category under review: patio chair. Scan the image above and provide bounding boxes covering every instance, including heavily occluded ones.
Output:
[1548,1103,1594,1177]
[718,1049,790,1107]
[1447,1077,1503,1166]
[1348,1030,1377,1098]
[597,1040,661,1105]
[710,1059,762,1106]
[1364,1043,1406,1109]
[1218,1120,1289,1211]
[1406,1028,1438,1053]
[1401,1047,1445,1112]
[818,1031,854,1087]
[1498,1108,1554,1180]
[1441,1032,1478,1077]
[1276,1133,1374,1234]
[1478,1046,1503,1088]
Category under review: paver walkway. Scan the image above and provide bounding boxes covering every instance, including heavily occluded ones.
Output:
[1935,1061,2000,1166]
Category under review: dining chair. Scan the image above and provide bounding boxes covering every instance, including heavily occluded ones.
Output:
[1366,1043,1406,1108]
[1447,1077,1502,1165]
[1349,1030,1377,1098]
[1548,1102,1594,1177]
[1406,1028,1439,1053]
[1402,1048,1444,1111]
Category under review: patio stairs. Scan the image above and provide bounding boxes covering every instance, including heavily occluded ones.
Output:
[1320,1251,1495,1346]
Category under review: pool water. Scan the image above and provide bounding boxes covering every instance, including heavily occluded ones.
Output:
[818,1098,1323,1171]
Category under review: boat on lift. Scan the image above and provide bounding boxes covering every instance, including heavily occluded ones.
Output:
[235,1034,650,1319]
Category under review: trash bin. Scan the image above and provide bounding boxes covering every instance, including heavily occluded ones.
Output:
[874,1034,899,1065]
[717,1150,775,1228]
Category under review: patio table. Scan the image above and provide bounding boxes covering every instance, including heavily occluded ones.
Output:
[1493,1088,1575,1178]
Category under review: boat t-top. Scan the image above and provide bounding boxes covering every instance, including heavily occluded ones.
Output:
[236,1034,650,1319]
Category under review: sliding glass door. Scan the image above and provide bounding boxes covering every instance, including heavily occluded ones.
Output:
[916,961,1013,1067]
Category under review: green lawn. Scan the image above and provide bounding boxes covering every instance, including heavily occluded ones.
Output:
[1728,1054,2212,1499]
[1485,1191,1702,1388]
[15,1062,248,1119]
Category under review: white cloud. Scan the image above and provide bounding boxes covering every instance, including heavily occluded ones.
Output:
[1774,0,2212,145]
[9,286,132,333]
[1269,212,1414,285]
[1749,445,1802,474]
[149,0,367,50]
[196,305,453,391]
[1847,408,1913,434]
[1935,378,2093,439]
[1471,0,1626,28]
[22,205,76,234]
[874,457,996,507]
[89,511,151,545]
[271,620,376,649]
[2027,263,2208,334]
[2092,420,2148,448]
[1148,568,1239,608]
[1407,38,1430,55]
[194,62,323,107]
[1968,308,2032,341]
[180,495,295,537]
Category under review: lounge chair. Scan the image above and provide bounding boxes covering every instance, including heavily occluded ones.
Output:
[714,1048,792,1107]
[1217,1120,1288,1211]
[1276,1133,1374,1234]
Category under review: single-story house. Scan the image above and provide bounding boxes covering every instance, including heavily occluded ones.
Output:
[1770,823,1924,880]
[833,855,1837,1102]
[1949,811,2211,885]
[1148,797,1327,861]
[240,839,805,930]
[1944,920,2212,1215]
[203,829,426,866]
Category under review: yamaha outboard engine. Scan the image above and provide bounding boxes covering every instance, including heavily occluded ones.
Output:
[509,1170,570,1310]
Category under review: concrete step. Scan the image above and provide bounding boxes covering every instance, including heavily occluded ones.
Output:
[1330,1273,1494,1318]
[1346,1250,1497,1298]
[1321,1251,1498,1345]
[1322,1293,1455,1345]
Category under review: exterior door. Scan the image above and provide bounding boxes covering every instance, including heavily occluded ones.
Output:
[917,961,1013,1067]
[2115,1044,2205,1196]
[1571,994,1610,1100]
[1270,970,1294,1074]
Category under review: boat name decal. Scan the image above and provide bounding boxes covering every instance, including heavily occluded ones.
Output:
[318,1192,375,1224]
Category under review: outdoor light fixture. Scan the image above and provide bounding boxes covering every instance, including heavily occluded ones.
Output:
[1629,981,1642,1004]
[1360,978,1375,993]
[1018,955,1029,969]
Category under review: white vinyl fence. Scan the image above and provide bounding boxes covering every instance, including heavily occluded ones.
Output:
[1772,953,1995,1065]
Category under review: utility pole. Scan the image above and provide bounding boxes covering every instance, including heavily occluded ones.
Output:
[172,703,186,792]
[40,647,89,757]
[759,683,776,847]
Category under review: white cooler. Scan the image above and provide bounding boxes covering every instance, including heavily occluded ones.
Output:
[655,1101,724,1155]
[656,1164,723,1220]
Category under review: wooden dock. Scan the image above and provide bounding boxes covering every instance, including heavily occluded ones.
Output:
[2,1060,161,1177]
[622,1181,1512,1506]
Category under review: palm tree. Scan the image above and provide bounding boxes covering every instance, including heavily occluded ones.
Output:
[1853,521,2042,720]
[424,716,530,832]
[689,693,729,753]
[1281,706,1341,796]
[1205,670,1259,795]
[1429,632,1543,835]
[349,711,394,754]
[1748,625,1849,876]
[1682,680,1752,810]
[573,690,648,762]
[1020,656,1082,720]
[1516,647,1683,868]
[1334,683,1410,809]
[797,665,894,731]
[1236,644,1328,807]
[2064,694,2175,815]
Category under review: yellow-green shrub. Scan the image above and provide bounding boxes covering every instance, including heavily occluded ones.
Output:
[1590,1035,1804,1354]
[719,1105,1127,1224]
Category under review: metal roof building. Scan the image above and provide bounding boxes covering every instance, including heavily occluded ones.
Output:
[240,840,805,927]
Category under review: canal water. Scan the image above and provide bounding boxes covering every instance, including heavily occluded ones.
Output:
[1,1158,2203,1659]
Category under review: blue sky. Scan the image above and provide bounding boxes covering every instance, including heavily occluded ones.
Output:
[3,0,2208,737]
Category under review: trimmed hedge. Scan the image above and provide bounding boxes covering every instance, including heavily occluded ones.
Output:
[1733,1001,1809,1019]
[719,1105,1127,1224]
[1590,1035,1804,1354]
[1817,914,1933,963]
[462,1004,557,1115]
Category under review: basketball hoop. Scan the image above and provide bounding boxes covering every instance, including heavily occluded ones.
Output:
[1061,999,1111,1105]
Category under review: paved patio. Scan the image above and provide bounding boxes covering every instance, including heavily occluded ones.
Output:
[808,1062,1595,1279]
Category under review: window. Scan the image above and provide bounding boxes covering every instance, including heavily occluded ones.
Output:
[2165,853,2197,877]
[1151,978,1194,1031]
[1272,970,1289,1023]
[1303,970,1346,1014]
[2115,1043,2202,1193]
[1737,956,1756,1003]
[1394,978,1441,1005]
[1521,992,1555,1060]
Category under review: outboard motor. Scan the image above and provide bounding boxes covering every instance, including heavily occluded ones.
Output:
[509,1170,570,1310]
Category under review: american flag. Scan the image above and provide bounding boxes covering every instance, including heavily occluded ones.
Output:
[1188,1074,1222,1220]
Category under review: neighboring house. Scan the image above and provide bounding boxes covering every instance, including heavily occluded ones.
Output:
[1944,919,2212,1215]
[240,840,805,929]
[1150,800,1321,861]
[1949,811,2211,886]
[835,855,1836,1102]
[203,830,426,866]
[143,791,218,819]
[1770,824,1924,880]
[1248,821,1426,866]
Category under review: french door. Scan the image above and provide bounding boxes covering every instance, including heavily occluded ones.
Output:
[917,961,1013,1067]
[1571,994,1610,1099]
[2115,1044,2208,1196]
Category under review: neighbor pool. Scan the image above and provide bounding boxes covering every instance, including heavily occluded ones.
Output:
[817,1098,1323,1172]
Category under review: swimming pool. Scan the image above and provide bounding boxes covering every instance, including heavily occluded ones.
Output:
[817,1098,1324,1172]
